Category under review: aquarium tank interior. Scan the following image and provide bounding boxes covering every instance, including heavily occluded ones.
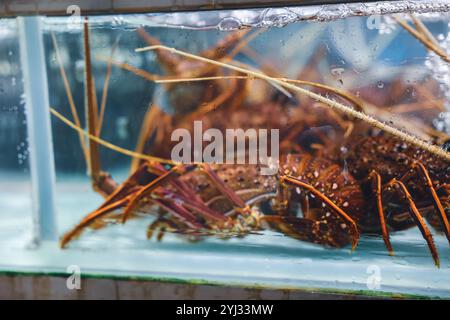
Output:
[1,0,450,299]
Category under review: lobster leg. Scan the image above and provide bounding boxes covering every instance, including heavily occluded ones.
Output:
[61,178,217,248]
[368,171,394,255]
[386,179,440,267]
[157,188,228,223]
[54,18,119,198]
[60,196,132,248]
[131,163,231,223]
[280,175,360,250]
[84,19,102,193]
[122,164,197,223]
[130,104,166,172]
[60,162,160,248]
[147,215,222,242]
[147,217,185,241]
[137,28,181,73]
[411,162,450,244]
[123,163,248,223]
[147,192,236,241]
[97,162,154,210]
[127,30,257,172]
[201,29,250,61]
[61,190,208,248]
[200,164,247,209]
[146,162,199,200]
[151,196,205,229]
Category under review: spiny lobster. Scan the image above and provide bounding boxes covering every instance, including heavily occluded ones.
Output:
[54,22,450,268]
[60,154,363,253]
[59,132,450,267]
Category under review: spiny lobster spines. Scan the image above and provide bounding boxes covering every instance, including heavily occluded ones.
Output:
[281,154,366,218]
[342,134,450,266]
[271,154,365,248]
[179,164,279,214]
[144,100,355,163]
[344,135,450,183]
[60,154,365,250]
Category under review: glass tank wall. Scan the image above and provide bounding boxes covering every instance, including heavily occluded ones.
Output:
[0,18,33,249]
[1,1,450,298]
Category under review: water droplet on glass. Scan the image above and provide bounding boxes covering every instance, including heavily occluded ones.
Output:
[331,68,345,76]
[441,140,450,152]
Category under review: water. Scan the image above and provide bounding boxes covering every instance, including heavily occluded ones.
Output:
[1,3,450,298]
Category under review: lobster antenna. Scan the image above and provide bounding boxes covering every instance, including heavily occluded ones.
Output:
[50,31,89,164]
[97,35,121,136]
[97,56,292,101]
[394,16,450,64]
[156,74,449,141]
[96,55,161,81]
[410,14,440,47]
[50,107,176,165]
[155,75,250,83]
[136,44,450,162]
[155,76,366,111]
[83,18,101,179]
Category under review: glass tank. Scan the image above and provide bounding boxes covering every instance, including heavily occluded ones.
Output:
[1,1,450,299]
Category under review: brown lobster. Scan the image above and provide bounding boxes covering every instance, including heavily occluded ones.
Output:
[342,134,450,267]
[60,154,363,253]
[54,22,450,268]
[59,131,450,267]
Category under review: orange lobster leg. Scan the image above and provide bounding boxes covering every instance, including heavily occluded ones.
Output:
[60,196,131,248]
[152,197,205,229]
[412,162,450,245]
[147,217,184,241]
[369,171,394,255]
[123,163,247,224]
[201,164,247,209]
[387,179,440,267]
[156,188,228,223]
[122,164,196,223]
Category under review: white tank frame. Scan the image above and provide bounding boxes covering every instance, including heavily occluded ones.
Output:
[18,16,58,242]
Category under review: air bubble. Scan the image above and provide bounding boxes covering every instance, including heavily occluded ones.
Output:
[217,17,242,31]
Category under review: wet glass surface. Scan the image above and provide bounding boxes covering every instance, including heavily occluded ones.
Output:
[1,3,450,298]
[0,18,33,249]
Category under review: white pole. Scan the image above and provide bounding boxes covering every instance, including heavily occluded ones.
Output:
[18,16,58,242]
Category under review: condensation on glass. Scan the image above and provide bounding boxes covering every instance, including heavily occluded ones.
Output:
[1,1,450,298]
